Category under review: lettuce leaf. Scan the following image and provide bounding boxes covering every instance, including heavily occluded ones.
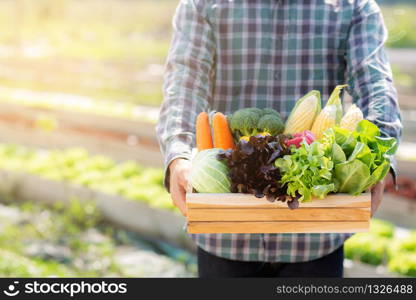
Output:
[276,120,397,199]
[329,120,397,194]
[332,127,357,157]
[275,141,336,202]
[334,159,370,195]
[331,142,346,164]
[348,142,374,167]
[356,119,380,141]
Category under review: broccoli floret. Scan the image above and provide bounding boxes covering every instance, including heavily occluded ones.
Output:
[261,108,281,117]
[257,114,284,135]
[229,108,261,137]
[246,107,263,117]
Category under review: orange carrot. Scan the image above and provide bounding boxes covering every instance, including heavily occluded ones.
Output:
[212,112,235,150]
[196,112,214,151]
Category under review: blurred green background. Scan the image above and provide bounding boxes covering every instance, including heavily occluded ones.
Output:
[0,0,414,278]
[0,0,412,107]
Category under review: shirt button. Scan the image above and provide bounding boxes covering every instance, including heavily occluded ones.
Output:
[274,71,281,80]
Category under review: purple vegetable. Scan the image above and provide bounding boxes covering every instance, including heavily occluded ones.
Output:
[217,134,293,206]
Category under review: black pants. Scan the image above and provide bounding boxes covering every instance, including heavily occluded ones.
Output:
[197,246,344,278]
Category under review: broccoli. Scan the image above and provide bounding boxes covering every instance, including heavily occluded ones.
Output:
[246,107,263,117]
[258,114,284,135]
[229,107,284,138]
[229,109,261,137]
[261,108,281,117]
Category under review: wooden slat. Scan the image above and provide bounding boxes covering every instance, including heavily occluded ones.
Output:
[188,208,370,222]
[188,221,370,234]
[186,193,371,209]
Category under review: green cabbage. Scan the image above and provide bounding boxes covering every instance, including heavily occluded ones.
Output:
[190,149,231,193]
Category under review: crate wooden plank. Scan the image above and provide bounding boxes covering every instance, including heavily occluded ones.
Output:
[188,221,370,234]
[186,193,371,233]
[188,208,370,222]
[186,193,371,209]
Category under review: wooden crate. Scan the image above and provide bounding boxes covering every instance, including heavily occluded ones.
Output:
[186,193,371,234]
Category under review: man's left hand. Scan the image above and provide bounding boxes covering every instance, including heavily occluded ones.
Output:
[371,179,385,217]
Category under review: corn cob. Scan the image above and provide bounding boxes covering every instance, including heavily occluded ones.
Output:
[311,105,337,139]
[327,84,348,123]
[284,90,321,134]
[340,104,363,131]
[310,84,348,139]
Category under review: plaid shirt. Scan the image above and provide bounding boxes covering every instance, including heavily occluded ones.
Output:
[156,0,402,262]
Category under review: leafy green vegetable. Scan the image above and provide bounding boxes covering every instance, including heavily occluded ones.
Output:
[369,219,395,238]
[323,120,397,195]
[348,142,373,167]
[190,149,231,193]
[330,142,346,164]
[334,160,370,194]
[387,232,416,277]
[344,220,416,277]
[331,127,357,157]
[356,119,380,140]
[389,233,416,255]
[218,135,290,203]
[277,118,398,199]
[362,160,391,191]
[388,253,416,277]
[275,141,336,202]
[375,136,399,156]
[344,233,390,265]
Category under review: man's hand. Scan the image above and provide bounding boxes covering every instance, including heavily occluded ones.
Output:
[371,179,385,217]
[169,158,191,216]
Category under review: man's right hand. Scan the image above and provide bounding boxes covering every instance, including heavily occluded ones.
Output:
[169,158,191,216]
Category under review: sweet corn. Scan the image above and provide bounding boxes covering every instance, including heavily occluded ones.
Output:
[311,105,337,139]
[340,104,363,131]
[327,84,348,123]
[310,84,348,139]
[284,90,321,134]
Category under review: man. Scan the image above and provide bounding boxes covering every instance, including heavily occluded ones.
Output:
[157,0,402,277]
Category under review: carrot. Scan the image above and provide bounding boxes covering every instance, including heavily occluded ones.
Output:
[212,112,235,150]
[196,112,214,151]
